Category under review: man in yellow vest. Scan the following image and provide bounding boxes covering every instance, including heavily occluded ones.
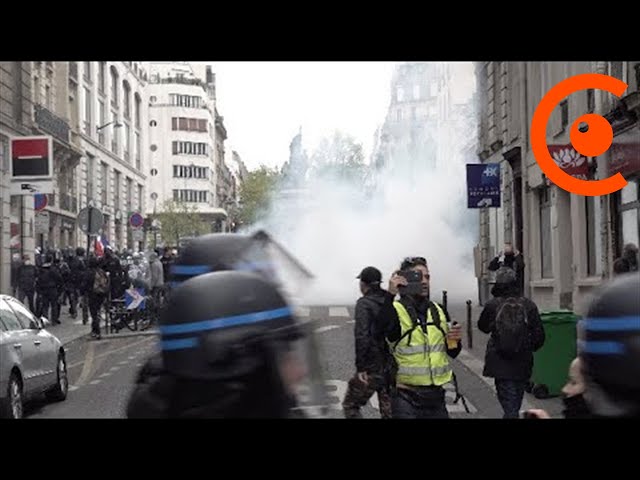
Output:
[379,256,463,418]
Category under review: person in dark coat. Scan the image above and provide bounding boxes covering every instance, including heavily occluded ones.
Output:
[342,266,392,419]
[16,254,37,313]
[478,267,545,418]
[36,255,63,325]
[488,242,526,295]
[81,255,108,339]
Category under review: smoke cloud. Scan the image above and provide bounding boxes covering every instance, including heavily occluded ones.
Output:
[245,63,479,307]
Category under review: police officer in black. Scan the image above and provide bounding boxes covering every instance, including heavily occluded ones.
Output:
[36,254,63,324]
[126,270,325,418]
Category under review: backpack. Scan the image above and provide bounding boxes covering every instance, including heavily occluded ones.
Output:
[494,296,529,357]
[93,268,110,295]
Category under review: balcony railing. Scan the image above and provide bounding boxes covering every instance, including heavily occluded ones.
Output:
[149,74,204,87]
[34,104,70,143]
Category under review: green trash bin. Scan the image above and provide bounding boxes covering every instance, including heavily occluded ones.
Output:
[530,310,580,399]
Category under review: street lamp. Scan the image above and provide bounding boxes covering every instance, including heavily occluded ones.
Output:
[96,120,124,132]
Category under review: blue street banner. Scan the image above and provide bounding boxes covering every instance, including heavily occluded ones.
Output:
[466,163,501,208]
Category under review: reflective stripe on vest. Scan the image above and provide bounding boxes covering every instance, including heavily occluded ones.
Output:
[391,301,453,387]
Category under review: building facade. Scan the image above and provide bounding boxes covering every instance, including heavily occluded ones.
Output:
[76,61,148,252]
[30,61,84,251]
[0,62,35,293]
[475,61,640,313]
[146,62,229,233]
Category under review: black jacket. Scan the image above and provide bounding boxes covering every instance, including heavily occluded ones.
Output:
[378,292,462,359]
[36,265,63,296]
[354,288,389,374]
[17,264,37,291]
[488,253,526,294]
[478,283,545,380]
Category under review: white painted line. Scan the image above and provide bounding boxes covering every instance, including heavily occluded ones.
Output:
[346,320,355,324]
[295,307,310,317]
[118,361,129,366]
[89,380,101,385]
[98,372,112,379]
[329,307,349,317]
[315,325,341,334]
[110,366,121,372]
[127,356,136,360]
[69,385,80,392]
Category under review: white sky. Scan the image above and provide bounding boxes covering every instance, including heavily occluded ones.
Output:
[209,62,398,171]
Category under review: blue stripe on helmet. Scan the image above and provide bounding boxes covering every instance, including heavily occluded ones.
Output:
[170,264,212,276]
[578,316,640,332]
[161,337,199,351]
[578,340,626,355]
[160,306,293,336]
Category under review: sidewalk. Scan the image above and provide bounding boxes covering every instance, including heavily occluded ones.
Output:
[447,301,565,417]
[42,308,159,346]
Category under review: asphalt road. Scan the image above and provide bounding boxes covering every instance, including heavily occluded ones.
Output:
[27,303,561,419]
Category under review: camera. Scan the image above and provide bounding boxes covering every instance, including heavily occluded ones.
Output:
[398,270,423,295]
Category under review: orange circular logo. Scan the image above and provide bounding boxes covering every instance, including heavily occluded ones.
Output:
[531,73,628,196]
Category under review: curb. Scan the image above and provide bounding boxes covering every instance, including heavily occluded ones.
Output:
[456,348,535,411]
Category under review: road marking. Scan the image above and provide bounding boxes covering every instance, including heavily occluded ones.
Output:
[89,380,101,385]
[315,325,340,333]
[119,361,129,366]
[68,337,153,370]
[329,307,349,317]
[75,341,96,387]
[346,320,355,324]
[295,307,310,317]
[127,356,136,360]
[69,385,79,392]
[109,366,120,372]
[98,372,111,379]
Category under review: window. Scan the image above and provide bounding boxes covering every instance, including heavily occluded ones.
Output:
[0,299,23,331]
[198,119,207,132]
[83,62,91,81]
[126,177,133,211]
[98,62,106,93]
[172,189,208,203]
[111,111,119,154]
[135,94,141,128]
[150,120,157,127]
[114,171,121,209]
[137,184,143,210]
[172,141,208,156]
[84,86,92,136]
[560,100,568,130]
[179,117,188,130]
[101,162,108,205]
[189,118,198,131]
[617,179,640,254]
[413,84,420,100]
[7,299,37,329]
[609,62,625,82]
[585,196,597,276]
[45,85,51,109]
[110,66,119,107]
[124,123,131,162]
[539,187,553,278]
[169,94,202,108]
[587,89,595,114]
[172,117,177,130]
[396,87,404,102]
[122,81,131,119]
[135,132,141,170]
[34,76,40,104]
[87,154,95,200]
[98,100,106,145]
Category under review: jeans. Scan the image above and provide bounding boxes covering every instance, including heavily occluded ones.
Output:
[495,379,527,419]
[391,386,449,419]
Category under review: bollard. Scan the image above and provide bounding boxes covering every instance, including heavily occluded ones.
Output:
[466,299,473,350]
[442,290,448,312]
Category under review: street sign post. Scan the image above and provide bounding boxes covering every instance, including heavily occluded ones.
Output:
[78,206,105,254]
[34,193,48,212]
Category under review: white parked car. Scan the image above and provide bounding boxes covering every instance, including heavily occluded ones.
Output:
[0,295,68,419]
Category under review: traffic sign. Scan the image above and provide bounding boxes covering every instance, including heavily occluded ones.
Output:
[129,212,144,228]
[78,206,105,235]
[34,194,48,212]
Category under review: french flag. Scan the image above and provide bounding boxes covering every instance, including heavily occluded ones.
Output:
[94,235,110,257]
